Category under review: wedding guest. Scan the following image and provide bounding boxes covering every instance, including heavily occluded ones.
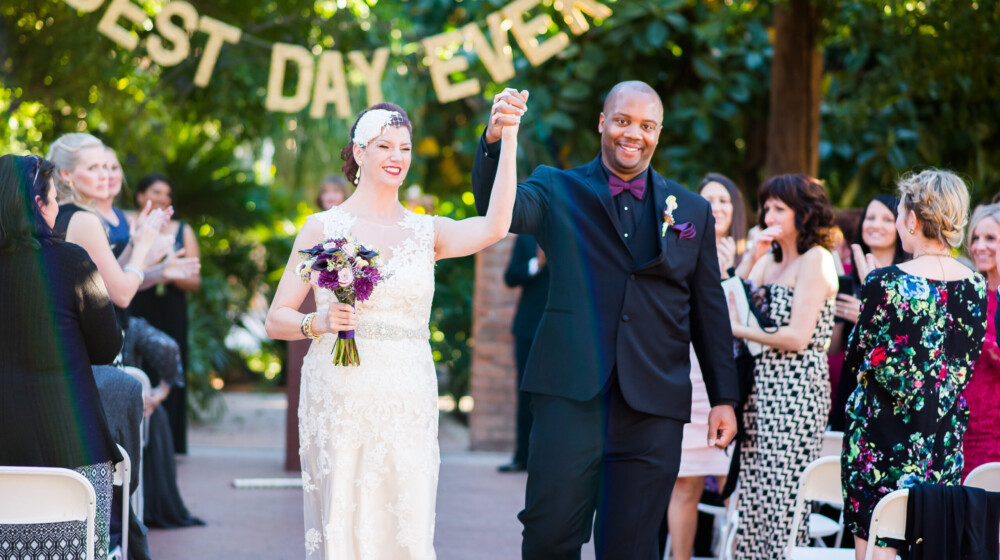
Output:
[49,135,202,530]
[828,195,908,430]
[833,208,864,276]
[0,154,124,560]
[497,234,548,473]
[316,174,352,211]
[663,173,747,560]
[129,172,202,455]
[91,364,151,560]
[729,174,838,560]
[962,203,1000,479]
[699,172,748,276]
[47,134,197,313]
[842,169,986,560]
[62,143,156,558]
[104,170,202,529]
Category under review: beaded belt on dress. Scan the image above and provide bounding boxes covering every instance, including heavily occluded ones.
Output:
[355,322,430,341]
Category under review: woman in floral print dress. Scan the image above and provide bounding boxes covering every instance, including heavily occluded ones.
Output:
[842,169,987,560]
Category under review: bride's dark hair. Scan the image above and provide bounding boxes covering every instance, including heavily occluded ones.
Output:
[341,103,413,185]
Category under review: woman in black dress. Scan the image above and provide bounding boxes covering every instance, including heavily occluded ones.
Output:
[129,173,202,455]
[0,154,123,560]
[843,170,986,560]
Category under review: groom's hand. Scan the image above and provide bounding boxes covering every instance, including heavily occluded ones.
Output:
[485,88,528,144]
[707,405,737,449]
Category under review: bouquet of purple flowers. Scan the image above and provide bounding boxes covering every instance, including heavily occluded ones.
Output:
[296,237,385,366]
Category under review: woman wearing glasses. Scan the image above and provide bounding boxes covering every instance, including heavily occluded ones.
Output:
[0,154,124,560]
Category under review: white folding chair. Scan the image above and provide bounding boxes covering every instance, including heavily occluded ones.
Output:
[0,466,97,560]
[863,489,908,560]
[821,431,844,458]
[964,462,1000,491]
[109,444,131,560]
[810,431,847,547]
[786,456,854,559]
[121,365,150,517]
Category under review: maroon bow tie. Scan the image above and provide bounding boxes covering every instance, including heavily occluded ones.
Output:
[609,175,645,199]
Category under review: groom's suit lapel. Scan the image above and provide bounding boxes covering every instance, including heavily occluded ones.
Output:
[636,171,674,271]
[581,156,631,254]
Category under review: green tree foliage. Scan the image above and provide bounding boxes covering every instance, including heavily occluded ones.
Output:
[821,0,1000,206]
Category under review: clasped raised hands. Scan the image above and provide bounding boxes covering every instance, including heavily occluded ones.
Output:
[485,88,530,144]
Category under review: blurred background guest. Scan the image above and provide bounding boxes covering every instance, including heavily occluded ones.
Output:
[730,174,838,560]
[842,169,985,560]
[831,208,864,276]
[829,195,908,430]
[698,172,748,277]
[662,173,747,560]
[47,133,170,314]
[962,203,1000,480]
[129,172,202,455]
[316,174,352,211]
[0,153,124,560]
[497,234,548,473]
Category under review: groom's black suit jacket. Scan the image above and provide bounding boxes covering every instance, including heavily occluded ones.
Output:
[473,139,739,420]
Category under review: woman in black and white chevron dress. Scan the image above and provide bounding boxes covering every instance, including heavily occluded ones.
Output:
[729,174,839,560]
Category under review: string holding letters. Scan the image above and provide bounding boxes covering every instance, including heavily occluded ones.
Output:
[63,0,613,116]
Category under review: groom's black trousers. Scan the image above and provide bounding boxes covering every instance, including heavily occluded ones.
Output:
[519,373,684,560]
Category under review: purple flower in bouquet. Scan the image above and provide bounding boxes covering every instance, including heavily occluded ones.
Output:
[317,269,340,290]
[354,277,374,301]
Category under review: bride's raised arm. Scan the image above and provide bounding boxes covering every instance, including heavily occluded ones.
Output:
[433,90,528,261]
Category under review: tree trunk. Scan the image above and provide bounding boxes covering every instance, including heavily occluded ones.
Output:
[765,0,823,178]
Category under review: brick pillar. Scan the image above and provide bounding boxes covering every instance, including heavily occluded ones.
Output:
[469,235,519,451]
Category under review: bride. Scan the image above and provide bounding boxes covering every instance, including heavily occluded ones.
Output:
[265,93,527,559]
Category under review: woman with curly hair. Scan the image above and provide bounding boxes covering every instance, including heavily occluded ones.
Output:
[842,170,985,560]
[729,174,839,560]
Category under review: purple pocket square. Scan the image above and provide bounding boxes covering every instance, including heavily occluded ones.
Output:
[672,222,696,240]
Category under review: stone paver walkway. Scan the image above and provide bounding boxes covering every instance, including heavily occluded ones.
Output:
[146,392,597,559]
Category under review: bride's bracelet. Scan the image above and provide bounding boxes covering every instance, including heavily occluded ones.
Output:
[301,312,320,340]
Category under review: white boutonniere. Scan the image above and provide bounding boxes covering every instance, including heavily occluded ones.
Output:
[661,195,678,237]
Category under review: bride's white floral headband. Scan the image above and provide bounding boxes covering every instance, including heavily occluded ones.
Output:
[352,109,405,148]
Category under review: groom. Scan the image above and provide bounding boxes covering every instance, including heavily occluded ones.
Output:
[473,81,739,559]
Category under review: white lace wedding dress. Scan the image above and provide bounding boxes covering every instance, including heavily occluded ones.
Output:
[299,206,439,559]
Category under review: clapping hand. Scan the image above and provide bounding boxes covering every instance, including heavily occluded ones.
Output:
[850,243,881,284]
[717,236,736,274]
[161,248,201,280]
[486,88,529,144]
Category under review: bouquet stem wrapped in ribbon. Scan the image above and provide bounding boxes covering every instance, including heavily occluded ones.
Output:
[297,237,385,366]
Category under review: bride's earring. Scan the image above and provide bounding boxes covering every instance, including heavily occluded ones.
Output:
[354,169,361,186]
